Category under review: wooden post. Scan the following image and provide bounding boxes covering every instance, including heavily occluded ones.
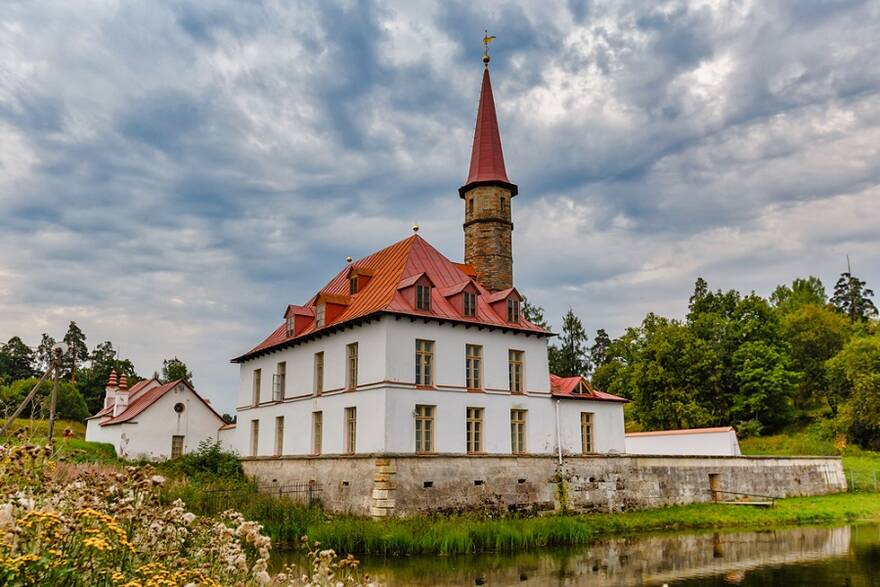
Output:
[47,353,61,448]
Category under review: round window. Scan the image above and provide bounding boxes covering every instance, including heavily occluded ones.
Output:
[174,402,185,413]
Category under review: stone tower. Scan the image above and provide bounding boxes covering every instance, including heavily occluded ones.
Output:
[459,57,518,292]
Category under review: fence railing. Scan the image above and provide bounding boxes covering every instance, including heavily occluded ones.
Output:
[847,471,879,493]
[194,481,323,511]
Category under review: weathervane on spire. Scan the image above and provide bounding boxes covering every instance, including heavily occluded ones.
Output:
[482,30,496,67]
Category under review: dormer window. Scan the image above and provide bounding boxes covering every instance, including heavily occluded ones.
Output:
[463,291,477,317]
[315,303,326,327]
[285,316,294,337]
[416,284,431,311]
[507,298,520,322]
[349,276,359,295]
[575,380,590,394]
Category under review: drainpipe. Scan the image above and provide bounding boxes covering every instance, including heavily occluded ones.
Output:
[554,400,563,465]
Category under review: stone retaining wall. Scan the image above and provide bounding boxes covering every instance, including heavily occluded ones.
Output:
[240,454,847,517]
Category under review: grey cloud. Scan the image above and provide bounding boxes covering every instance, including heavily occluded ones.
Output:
[0,0,878,410]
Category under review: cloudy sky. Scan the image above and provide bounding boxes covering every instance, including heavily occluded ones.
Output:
[1,0,879,412]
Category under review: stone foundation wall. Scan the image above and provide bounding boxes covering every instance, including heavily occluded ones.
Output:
[240,454,846,517]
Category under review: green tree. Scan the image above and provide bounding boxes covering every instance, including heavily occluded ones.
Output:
[590,329,612,368]
[161,357,192,385]
[0,337,36,383]
[629,315,720,430]
[0,377,89,422]
[522,298,550,330]
[61,322,89,383]
[771,276,827,315]
[731,340,797,432]
[831,271,878,322]
[782,304,851,413]
[35,333,57,374]
[549,309,590,377]
[826,334,880,448]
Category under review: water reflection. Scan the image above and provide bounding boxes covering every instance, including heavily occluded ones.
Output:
[352,524,880,586]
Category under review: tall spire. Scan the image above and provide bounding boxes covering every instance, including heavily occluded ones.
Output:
[460,36,518,292]
[459,46,517,197]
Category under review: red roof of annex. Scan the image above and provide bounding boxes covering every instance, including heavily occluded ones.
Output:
[88,375,223,427]
[550,374,629,403]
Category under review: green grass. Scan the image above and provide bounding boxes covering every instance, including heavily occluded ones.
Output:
[300,493,880,555]
[1,418,117,463]
[739,426,880,490]
[0,418,86,439]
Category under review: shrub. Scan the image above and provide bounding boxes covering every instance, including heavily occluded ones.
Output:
[159,439,245,483]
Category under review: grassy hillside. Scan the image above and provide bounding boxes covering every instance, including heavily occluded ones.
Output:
[0,418,116,462]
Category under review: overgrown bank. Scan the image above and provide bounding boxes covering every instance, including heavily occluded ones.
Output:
[166,483,880,556]
[150,440,880,556]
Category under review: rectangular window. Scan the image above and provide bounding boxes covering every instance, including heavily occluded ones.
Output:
[466,407,484,454]
[252,369,261,406]
[272,362,286,401]
[415,405,435,453]
[511,410,527,454]
[250,419,259,457]
[463,291,477,317]
[316,303,326,327]
[507,298,520,322]
[346,343,358,389]
[349,275,359,295]
[416,284,431,310]
[285,316,294,337]
[171,435,185,459]
[314,352,324,395]
[581,412,594,454]
[415,339,434,386]
[465,344,483,389]
[468,197,474,217]
[274,416,284,457]
[312,411,323,455]
[344,407,357,454]
[508,350,524,393]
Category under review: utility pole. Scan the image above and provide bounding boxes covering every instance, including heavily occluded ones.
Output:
[46,346,62,447]
[0,341,67,442]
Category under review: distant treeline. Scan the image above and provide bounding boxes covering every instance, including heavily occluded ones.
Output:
[0,322,195,422]
[527,270,880,449]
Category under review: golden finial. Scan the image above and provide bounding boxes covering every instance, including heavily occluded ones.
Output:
[346,256,353,263]
[482,30,496,67]
[412,223,420,233]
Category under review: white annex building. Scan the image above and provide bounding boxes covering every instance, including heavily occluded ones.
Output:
[230,55,628,459]
[85,370,227,460]
[626,427,742,457]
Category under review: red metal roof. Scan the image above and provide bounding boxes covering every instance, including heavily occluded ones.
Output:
[549,374,629,403]
[460,68,517,196]
[97,379,224,426]
[234,234,550,362]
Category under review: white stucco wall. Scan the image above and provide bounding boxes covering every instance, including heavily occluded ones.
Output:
[86,383,225,460]
[235,315,626,456]
[625,429,741,456]
[85,417,122,449]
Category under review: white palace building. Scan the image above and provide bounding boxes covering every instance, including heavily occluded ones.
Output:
[230,53,628,462]
[225,49,846,518]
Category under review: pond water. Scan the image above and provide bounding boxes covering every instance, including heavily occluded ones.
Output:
[281,523,880,586]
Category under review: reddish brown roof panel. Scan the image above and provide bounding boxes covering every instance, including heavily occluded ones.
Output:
[464,68,511,188]
[234,234,550,362]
